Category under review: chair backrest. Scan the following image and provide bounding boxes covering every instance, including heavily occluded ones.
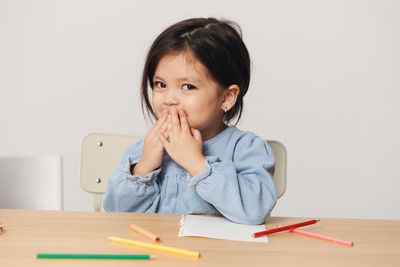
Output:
[80,133,141,211]
[268,141,287,198]
[80,133,287,211]
[0,155,63,210]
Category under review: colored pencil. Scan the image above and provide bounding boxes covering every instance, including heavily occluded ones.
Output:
[287,227,354,246]
[108,236,200,258]
[253,219,320,238]
[130,224,160,242]
[36,253,152,259]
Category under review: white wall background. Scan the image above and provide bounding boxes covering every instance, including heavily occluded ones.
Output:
[1,0,399,219]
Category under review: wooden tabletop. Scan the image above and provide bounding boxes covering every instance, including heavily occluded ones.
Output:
[0,209,399,266]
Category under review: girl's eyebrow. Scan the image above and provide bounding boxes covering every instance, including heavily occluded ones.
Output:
[153,75,165,81]
[153,75,203,84]
[177,77,202,83]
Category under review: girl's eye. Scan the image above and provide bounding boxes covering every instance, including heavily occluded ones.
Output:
[182,84,196,90]
[154,81,166,88]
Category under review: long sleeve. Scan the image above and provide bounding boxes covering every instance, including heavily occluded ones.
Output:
[103,140,161,212]
[188,135,277,225]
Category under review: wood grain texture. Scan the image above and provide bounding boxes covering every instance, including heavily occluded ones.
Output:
[0,209,399,267]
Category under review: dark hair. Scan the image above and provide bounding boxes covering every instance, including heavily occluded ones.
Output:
[141,17,250,124]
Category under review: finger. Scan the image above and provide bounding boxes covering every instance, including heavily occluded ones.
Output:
[155,110,168,127]
[170,108,181,134]
[178,109,190,133]
[159,119,169,139]
[167,114,173,139]
[156,116,168,133]
[149,113,167,136]
[157,131,170,150]
[191,128,202,141]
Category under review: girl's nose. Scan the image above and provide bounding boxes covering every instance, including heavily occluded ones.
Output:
[164,88,179,106]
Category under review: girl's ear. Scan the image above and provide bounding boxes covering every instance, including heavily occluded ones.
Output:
[221,84,240,112]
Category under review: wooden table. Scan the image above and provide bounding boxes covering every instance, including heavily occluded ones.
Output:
[1,209,399,266]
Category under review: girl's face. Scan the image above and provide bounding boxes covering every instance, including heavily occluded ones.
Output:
[152,51,226,140]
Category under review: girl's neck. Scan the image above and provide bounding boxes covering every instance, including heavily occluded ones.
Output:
[201,123,228,141]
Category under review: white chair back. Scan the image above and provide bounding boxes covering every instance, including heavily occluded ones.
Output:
[80,133,141,211]
[268,140,287,198]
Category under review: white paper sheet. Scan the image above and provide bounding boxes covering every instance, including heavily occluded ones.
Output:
[178,215,268,243]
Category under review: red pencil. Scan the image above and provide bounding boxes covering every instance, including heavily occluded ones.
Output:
[253,219,320,238]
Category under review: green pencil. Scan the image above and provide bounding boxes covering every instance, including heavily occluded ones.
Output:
[37,253,152,260]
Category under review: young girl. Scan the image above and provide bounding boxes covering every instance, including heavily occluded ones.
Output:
[103,18,277,225]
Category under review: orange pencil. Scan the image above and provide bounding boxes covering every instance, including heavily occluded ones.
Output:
[130,224,161,242]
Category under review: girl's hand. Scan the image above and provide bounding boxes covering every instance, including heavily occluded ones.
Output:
[133,110,168,177]
[158,108,206,176]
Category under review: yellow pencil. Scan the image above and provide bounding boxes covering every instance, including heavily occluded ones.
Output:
[130,224,161,242]
[108,236,200,258]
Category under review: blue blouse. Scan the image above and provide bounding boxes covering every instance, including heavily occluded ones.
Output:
[103,126,277,224]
